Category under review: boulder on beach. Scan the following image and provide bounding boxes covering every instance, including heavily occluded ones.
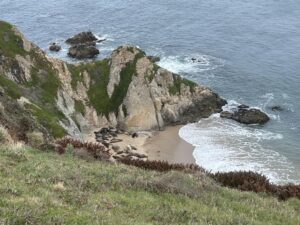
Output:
[68,44,99,59]
[66,31,98,45]
[49,43,61,52]
[221,106,270,125]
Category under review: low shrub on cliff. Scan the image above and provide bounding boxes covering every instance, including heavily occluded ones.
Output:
[56,137,110,160]
[211,171,271,193]
[119,158,204,173]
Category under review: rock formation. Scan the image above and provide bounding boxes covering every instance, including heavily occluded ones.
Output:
[0,21,226,144]
[221,106,270,125]
[68,43,100,59]
[66,31,98,45]
[49,43,61,52]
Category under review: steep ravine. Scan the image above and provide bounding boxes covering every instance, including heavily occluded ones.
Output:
[0,21,226,144]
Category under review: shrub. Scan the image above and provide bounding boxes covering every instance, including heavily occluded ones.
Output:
[0,125,12,144]
[56,137,110,160]
[119,158,205,173]
[211,171,271,193]
[26,131,44,148]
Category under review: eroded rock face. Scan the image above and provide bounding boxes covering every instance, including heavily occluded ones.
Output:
[221,108,270,125]
[0,21,227,141]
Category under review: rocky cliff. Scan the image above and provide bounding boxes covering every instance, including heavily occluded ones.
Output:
[0,21,226,143]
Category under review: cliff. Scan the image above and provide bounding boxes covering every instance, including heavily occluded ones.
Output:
[0,21,226,143]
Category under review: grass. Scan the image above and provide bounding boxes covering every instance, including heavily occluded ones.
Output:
[0,145,299,225]
[0,21,26,57]
[27,51,61,104]
[74,100,86,116]
[0,75,22,99]
[25,104,67,139]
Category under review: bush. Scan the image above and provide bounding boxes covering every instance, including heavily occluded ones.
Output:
[26,131,44,147]
[0,126,12,144]
[211,171,300,200]
[119,158,205,173]
[56,137,110,160]
[211,171,271,193]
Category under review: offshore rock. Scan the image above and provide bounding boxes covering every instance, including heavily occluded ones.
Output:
[68,44,99,59]
[66,31,98,45]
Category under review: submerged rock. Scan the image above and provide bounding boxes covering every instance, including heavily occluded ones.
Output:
[271,105,284,112]
[68,44,99,59]
[49,43,61,52]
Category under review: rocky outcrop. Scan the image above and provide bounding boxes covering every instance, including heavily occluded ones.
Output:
[49,43,61,52]
[0,21,226,143]
[68,44,99,59]
[221,107,270,125]
[66,31,98,45]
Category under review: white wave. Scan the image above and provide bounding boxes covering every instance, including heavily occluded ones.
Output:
[95,34,114,42]
[157,53,224,75]
[179,114,299,184]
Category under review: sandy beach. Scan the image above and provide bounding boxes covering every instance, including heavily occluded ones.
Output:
[143,126,196,164]
[84,125,195,164]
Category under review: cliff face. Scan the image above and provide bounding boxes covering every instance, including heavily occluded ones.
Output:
[0,21,226,142]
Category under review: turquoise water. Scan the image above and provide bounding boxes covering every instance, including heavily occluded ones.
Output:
[1,0,299,183]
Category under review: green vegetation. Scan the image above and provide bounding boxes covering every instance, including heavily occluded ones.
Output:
[86,59,111,115]
[87,52,145,117]
[0,75,22,99]
[27,51,61,104]
[0,145,299,224]
[74,100,86,116]
[0,21,26,57]
[67,63,85,90]
[169,74,197,95]
[145,64,159,83]
[25,104,67,139]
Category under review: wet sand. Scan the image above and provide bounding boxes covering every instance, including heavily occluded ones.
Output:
[143,125,196,164]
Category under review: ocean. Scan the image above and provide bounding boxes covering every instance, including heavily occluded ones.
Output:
[1,0,299,184]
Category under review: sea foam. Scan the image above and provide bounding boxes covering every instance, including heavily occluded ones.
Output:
[179,102,300,184]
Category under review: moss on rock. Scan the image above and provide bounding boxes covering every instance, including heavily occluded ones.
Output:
[169,74,197,95]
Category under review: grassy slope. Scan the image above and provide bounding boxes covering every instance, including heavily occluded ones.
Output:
[0,146,299,225]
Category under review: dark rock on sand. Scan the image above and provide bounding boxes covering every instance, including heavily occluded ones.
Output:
[49,43,61,52]
[68,44,99,59]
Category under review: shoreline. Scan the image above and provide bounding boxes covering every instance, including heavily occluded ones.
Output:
[143,125,196,165]
[83,125,195,164]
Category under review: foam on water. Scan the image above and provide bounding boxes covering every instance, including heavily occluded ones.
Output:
[179,108,300,184]
[157,53,224,75]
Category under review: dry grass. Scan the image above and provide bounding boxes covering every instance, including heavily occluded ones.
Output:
[0,145,299,224]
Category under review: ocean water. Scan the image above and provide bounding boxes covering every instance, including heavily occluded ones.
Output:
[1,0,299,184]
